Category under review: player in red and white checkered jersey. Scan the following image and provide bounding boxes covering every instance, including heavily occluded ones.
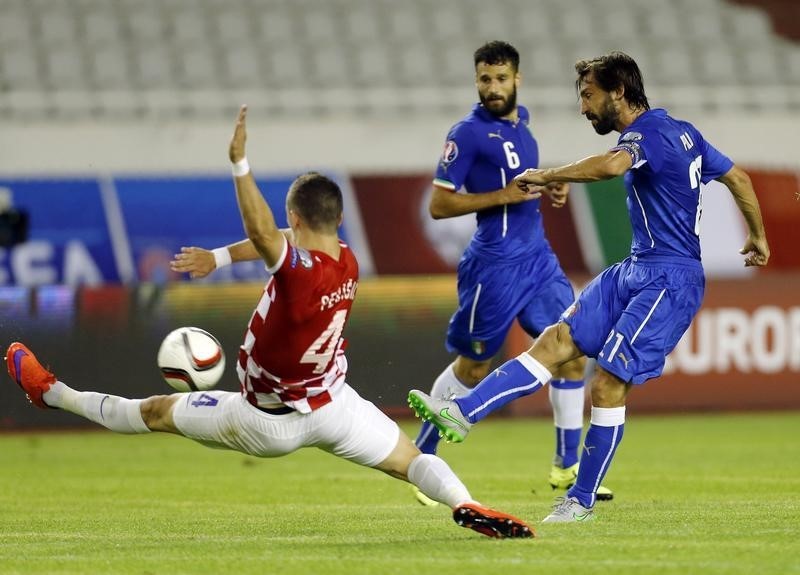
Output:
[235,232,356,414]
[6,106,533,539]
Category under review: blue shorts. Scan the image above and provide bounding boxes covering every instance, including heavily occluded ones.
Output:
[447,246,575,361]
[563,256,705,385]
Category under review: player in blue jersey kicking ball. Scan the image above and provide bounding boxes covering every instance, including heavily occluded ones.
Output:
[412,40,612,505]
[409,51,770,521]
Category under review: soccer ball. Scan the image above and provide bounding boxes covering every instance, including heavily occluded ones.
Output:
[157,327,225,392]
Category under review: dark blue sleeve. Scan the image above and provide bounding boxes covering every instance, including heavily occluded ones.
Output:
[433,121,479,191]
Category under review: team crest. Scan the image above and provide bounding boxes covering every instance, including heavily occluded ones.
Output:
[440,140,459,166]
[471,340,485,355]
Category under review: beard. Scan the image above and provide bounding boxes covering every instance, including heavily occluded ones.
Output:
[480,88,517,118]
[586,97,618,135]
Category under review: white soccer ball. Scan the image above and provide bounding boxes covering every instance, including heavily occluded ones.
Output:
[157,327,225,392]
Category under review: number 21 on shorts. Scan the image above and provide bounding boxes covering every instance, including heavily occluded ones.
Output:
[599,330,626,363]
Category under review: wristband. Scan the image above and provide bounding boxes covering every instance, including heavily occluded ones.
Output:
[212,247,232,269]
[232,157,250,177]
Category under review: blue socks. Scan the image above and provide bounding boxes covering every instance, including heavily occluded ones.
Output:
[568,406,626,508]
[555,427,583,469]
[549,378,586,468]
[415,421,441,454]
[454,354,552,423]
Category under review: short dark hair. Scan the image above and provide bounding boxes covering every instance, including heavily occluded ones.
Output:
[287,172,343,233]
[575,51,650,111]
[474,41,520,72]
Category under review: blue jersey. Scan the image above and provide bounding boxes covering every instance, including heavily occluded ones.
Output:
[611,108,734,262]
[433,103,542,262]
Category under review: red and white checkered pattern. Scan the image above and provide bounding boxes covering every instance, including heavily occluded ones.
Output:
[237,238,358,414]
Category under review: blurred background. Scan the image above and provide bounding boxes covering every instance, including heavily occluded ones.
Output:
[0,0,798,428]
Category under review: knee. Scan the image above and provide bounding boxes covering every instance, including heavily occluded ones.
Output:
[553,355,587,380]
[377,434,420,480]
[139,395,176,431]
[533,322,580,364]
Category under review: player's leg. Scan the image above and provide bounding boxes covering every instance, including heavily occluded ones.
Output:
[516,262,596,493]
[409,321,583,441]
[414,252,516,455]
[547,358,588,482]
[543,368,628,523]
[543,261,704,522]
[411,256,528,443]
[6,341,159,434]
[409,263,626,441]
[412,356,491,505]
[317,384,533,538]
[380,432,533,538]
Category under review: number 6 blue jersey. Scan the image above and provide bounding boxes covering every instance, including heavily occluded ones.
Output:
[610,108,734,262]
[433,103,542,262]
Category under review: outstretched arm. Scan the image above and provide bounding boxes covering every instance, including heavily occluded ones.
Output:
[717,165,770,267]
[429,181,542,219]
[170,239,259,279]
[515,150,632,188]
[229,105,286,268]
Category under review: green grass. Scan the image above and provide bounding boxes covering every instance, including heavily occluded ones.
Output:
[1,413,799,575]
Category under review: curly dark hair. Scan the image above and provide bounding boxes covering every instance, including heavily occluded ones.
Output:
[474,41,520,72]
[575,51,650,111]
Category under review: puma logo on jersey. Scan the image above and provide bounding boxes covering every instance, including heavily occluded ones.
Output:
[488,130,504,140]
[617,352,632,369]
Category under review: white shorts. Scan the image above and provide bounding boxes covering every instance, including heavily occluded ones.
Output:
[170,383,400,467]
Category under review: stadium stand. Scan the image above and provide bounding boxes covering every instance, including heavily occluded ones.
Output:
[0,0,797,120]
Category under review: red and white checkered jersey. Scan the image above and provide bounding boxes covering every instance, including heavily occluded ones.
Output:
[237,236,359,413]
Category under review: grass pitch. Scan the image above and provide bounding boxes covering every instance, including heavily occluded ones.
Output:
[1,412,798,575]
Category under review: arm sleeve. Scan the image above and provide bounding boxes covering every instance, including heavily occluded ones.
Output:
[699,135,734,183]
[433,122,479,191]
[610,128,664,173]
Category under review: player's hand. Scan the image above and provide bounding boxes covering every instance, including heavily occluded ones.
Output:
[170,246,216,279]
[543,182,570,208]
[229,105,248,163]
[514,168,549,191]
[739,235,770,267]
[501,178,541,204]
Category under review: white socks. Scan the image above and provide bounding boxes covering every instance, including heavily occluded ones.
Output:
[407,454,474,508]
[548,385,586,429]
[591,406,626,427]
[430,363,471,399]
[44,381,150,434]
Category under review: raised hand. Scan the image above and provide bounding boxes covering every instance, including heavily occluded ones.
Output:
[229,105,248,163]
[170,246,216,279]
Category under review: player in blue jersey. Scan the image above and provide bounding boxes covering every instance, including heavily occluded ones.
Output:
[409,51,770,521]
[412,40,613,505]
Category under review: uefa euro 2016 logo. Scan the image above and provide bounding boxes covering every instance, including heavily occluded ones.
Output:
[440,140,459,166]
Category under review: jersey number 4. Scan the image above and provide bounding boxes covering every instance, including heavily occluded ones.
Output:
[300,309,347,374]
